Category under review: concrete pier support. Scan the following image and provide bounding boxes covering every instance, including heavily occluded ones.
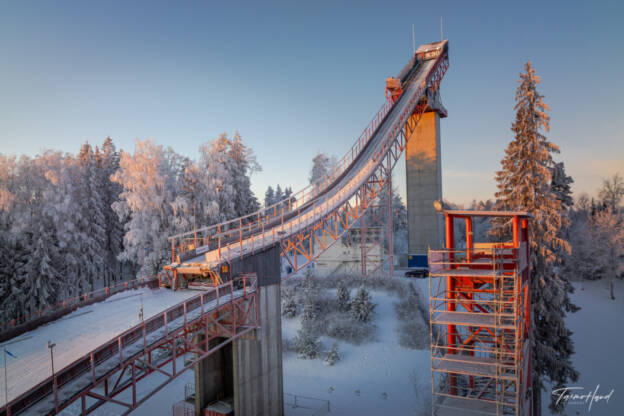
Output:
[232,282,283,415]
[405,95,446,253]
[194,245,283,416]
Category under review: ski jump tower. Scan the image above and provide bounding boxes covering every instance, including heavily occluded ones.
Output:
[428,210,533,416]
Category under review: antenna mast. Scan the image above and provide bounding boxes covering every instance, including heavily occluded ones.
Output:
[440,16,443,40]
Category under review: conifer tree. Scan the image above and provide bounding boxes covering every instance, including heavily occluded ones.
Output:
[493,62,578,413]
[282,297,297,318]
[337,281,351,312]
[264,186,275,208]
[324,342,340,366]
[350,287,375,322]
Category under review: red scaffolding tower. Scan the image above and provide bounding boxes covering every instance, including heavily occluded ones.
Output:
[429,210,532,416]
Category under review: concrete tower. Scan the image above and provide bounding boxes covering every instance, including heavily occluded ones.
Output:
[405,89,446,253]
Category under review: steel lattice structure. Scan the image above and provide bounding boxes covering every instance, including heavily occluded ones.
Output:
[165,41,449,285]
[429,211,532,416]
[1,276,258,416]
[2,40,452,416]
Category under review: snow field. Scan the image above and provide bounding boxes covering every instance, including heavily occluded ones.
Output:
[541,280,624,416]
[282,288,431,416]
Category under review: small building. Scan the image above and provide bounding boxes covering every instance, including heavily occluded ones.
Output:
[314,227,384,277]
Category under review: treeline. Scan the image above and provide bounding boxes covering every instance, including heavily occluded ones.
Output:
[0,132,260,322]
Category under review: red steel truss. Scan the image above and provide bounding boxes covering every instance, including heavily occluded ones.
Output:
[166,41,450,279]
[429,211,532,416]
[1,275,258,416]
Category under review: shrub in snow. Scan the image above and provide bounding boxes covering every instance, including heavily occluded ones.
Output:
[350,287,375,322]
[282,297,297,318]
[301,291,318,322]
[324,342,340,366]
[395,283,429,349]
[326,312,376,344]
[337,281,350,312]
[293,322,321,359]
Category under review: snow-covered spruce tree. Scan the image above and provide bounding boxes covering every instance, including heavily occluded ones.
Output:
[282,297,297,318]
[228,132,261,217]
[19,209,63,315]
[98,137,125,284]
[492,62,578,414]
[78,143,108,289]
[350,287,375,322]
[264,186,275,207]
[301,290,318,322]
[309,152,337,185]
[551,162,574,212]
[324,342,340,366]
[337,281,351,312]
[294,321,321,359]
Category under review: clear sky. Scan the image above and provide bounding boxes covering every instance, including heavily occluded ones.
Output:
[1,0,622,205]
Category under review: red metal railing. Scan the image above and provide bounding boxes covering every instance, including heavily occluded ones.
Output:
[168,96,395,263]
[0,275,160,333]
[1,275,257,416]
[168,46,450,270]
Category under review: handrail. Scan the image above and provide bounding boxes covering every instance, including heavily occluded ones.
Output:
[0,275,160,332]
[168,96,395,260]
[2,275,257,415]
[169,46,450,266]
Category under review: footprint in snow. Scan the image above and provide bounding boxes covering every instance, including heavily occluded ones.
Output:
[328,386,334,394]
[381,392,388,400]
[354,390,360,397]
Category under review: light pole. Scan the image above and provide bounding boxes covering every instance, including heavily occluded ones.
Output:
[47,341,57,413]
[3,345,8,414]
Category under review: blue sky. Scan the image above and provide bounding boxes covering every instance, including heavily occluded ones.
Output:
[1,0,622,204]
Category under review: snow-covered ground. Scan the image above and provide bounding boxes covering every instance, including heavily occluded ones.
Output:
[1,287,197,408]
[282,287,431,416]
[541,279,624,416]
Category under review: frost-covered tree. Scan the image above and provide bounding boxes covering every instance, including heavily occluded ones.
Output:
[589,209,624,299]
[98,137,125,283]
[112,139,185,276]
[294,321,321,359]
[301,290,318,322]
[492,62,578,414]
[282,297,297,318]
[351,287,375,322]
[551,162,574,211]
[78,143,107,288]
[309,152,337,185]
[264,186,275,207]
[228,132,261,217]
[324,342,340,366]
[200,134,236,222]
[19,210,63,315]
[337,281,351,311]
[598,173,624,211]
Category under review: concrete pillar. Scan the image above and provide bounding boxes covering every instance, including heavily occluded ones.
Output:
[405,110,443,253]
[194,338,233,413]
[194,246,283,416]
[232,282,283,416]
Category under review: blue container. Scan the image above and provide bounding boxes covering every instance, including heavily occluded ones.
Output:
[407,254,428,268]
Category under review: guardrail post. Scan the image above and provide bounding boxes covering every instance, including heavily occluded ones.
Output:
[164,312,168,337]
[91,352,96,385]
[183,302,187,327]
[118,337,123,369]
